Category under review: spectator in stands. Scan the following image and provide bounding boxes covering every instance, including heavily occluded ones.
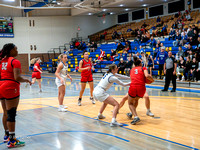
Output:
[80,41,87,51]
[187,26,194,42]
[153,44,160,59]
[188,57,198,81]
[142,22,148,28]
[140,52,147,67]
[184,44,193,57]
[160,43,165,50]
[176,46,184,61]
[197,62,200,82]
[125,39,131,49]
[136,52,140,58]
[192,25,199,33]
[177,21,182,29]
[173,32,181,47]
[141,34,148,43]
[120,35,125,42]
[156,16,161,22]
[172,21,178,29]
[125,42,130,51]
[90,41,97,52]
[122,50,128,61]
[147,54,154,76]
[63,48,68,55]
[180,32,188,46]
[184,56,191,80]
[191,30,198,45]
[117,58,126,75]
[169,28,175,41]
[134,46,138,54]
[186,13,192,21]
[70,43,74,51]
[98,49,105,61]
[162,51,177,92]
[147,36,157,48]
[125,57,133,76]
[138,45,145,53]
[157,40,161,47]
[134,30,142,44]
[75,40,80,49]
[112,30,119,39]
[127,27,132,32]
[116,42,125,52]
[110,49,117,61]
[156,47,168,79]
[188,50,194,60]
[177,56,185,81]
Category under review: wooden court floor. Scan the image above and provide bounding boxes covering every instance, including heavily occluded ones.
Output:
[0,77,199,150]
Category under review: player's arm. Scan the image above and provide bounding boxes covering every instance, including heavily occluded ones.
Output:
[151,56,155,68]
[78,60,90,71]
[164,62,166,74]
[14,68,31,84]
[67,74,72,82]
[55,63,63,80]
[144,69,154,82]
[114,73,130,80]
[110,76,131,87]
[34,65,42,73]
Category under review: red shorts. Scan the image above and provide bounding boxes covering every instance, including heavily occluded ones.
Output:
[81,74,93,83]
[0,81,20,100]
[128,85,146,98]
[32,72,41,79]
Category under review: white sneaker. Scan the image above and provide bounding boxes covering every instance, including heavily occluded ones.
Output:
[163,77,165,80]
[58,107,68,112]
[110,121,123,127]
[146,110,154,117]
[97,114,106,119]
[90,97,95,104]
[78,100,81,106]
[62,105,68,109]
[177,72,181,75]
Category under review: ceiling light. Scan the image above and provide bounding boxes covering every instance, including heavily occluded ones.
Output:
[88,13,92,15]
[125,9,129,11]
[142,4,147,7]
[3,0,15,2]
[119,4,124,7]
[102,9,106,11]
[110,12,114,15]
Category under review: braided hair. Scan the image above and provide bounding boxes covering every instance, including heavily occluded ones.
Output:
[133,56,142,66]
[0,43,15,59]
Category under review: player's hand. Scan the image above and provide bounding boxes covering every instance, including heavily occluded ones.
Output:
[69,77,72,82]
[92,67,95,71]
[173,71,176,75]
[26,80,32,85]
[164,70,166,74]
[61,78,64,84]
[153,65,154,69]
[157,61,159,64]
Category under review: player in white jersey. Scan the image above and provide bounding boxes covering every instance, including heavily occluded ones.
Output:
[93,64,130,127]
[55,54,72,112]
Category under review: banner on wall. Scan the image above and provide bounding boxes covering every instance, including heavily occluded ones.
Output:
[0,33,14,38]
[0,17,14,38]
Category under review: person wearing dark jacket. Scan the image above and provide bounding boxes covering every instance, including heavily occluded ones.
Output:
[125,57,134,76]
[116,42,125,52]
[188,57,198,81]
[117,58,127,75]
[184,56,192,80]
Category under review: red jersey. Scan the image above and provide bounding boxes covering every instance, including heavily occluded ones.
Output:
[0,57,21,82]
[33,63,40,72]
[130,66,147,86]
[81,59,92,77]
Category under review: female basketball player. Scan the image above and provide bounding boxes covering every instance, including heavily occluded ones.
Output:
[31,58,42,92]
[93,64,131,127]
[78,50,95,106]
[128,56,153,125]
[55,54,72,112]
[0,43,32,148]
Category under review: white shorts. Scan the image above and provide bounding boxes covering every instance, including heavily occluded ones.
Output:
[55,77,66,88]
[93,86,109,102]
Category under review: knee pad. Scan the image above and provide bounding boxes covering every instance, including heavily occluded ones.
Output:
[7,107,17,122]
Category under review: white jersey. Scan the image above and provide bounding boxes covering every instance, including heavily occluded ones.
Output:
[97,73,131,91]
[59,62,68,78]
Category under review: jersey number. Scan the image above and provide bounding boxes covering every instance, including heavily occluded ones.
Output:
[2,62,8,70]
[135,69,138,74]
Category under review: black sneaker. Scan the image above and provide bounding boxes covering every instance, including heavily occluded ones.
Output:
[78,98,82,106]
[131,117,141,125]
[126,113,132,119]
[161,89,168,92]
[171,89,176,92]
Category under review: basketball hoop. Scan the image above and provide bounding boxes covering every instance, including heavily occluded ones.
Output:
[102,14,106,24]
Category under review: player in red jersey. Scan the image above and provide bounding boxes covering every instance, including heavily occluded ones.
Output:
[128,56,153,125]
[78,50,95,106]
[0,43,31,148]
[31,58,42,92]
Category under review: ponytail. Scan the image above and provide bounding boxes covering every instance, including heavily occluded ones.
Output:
[133,56,142,66]
[107,64,116,73]
[58,54,67,62]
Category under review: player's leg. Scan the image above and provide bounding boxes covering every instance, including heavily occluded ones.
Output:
[88,81,95,104]
[78,82,87,106]
[128,96,140,125]
[1,99,9,143]
[58,85,67,112]
[144,92,154,117]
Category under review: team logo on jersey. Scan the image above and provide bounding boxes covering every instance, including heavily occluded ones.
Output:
[2,62,8,70]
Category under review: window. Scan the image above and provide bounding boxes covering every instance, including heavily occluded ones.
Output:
[132,9,144,21]
[118,13,129,23]
[193,0,200,9]
[149,5,163,17]
[168,0,185,13]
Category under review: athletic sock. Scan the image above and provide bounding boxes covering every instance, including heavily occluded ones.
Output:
[9,132,15,141]
[5,130,9,136]
[134,116,139,119]
[111,118,116,123]
[59,105,63,108]
[98,113,102,116]
[78,98,82,101]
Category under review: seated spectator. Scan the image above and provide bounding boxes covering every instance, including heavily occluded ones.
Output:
[147,54,154,76]
[197,62,200,82]
[160,43,165,50]
[188,50,194,60]
[172,21,178,29]
[75,40,80,49]
[110,49,117,61]
[191,30,198,45]
[173,32,181,47]
[153,44,160,59]
[116,42,125,52]
[169,28,175,41]
[187,26,194,42]
[140,52,147,67]
[122,50,127,61]
[142,22,148,28]
[125,39,131,49]
[184,56,191,80]
[63,48,69,55]
[112,30,119,39]
[134,30,142,44]
[125,42,130,50]
[117,58,126,75]
[125,57,133,76]
[134,46,138,54]
[177,56,185,80]
[180,32,188,46]
[176,46,184,61]
[90,41,97,52]
[136,52,140,58]
[137,45,145,53]
[97,49,105,61]
[186,13,192,21]
[184,44,193,56]
[127,28,132,32]
[188,57,198,81]
[120,35,125,42]
[192,25,199,33]
[147,36,157,48]
[177,21,182,29]
[70,43,74,51]
[157,16,161,22]
[157,40,161,47]
[80,41,87,51]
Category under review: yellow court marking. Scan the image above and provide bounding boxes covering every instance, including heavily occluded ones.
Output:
[0,95,199,149]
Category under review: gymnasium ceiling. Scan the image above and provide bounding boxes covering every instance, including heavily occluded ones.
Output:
[0,0,177,16]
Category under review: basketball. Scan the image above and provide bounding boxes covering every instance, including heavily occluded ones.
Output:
[145,77,154,84]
